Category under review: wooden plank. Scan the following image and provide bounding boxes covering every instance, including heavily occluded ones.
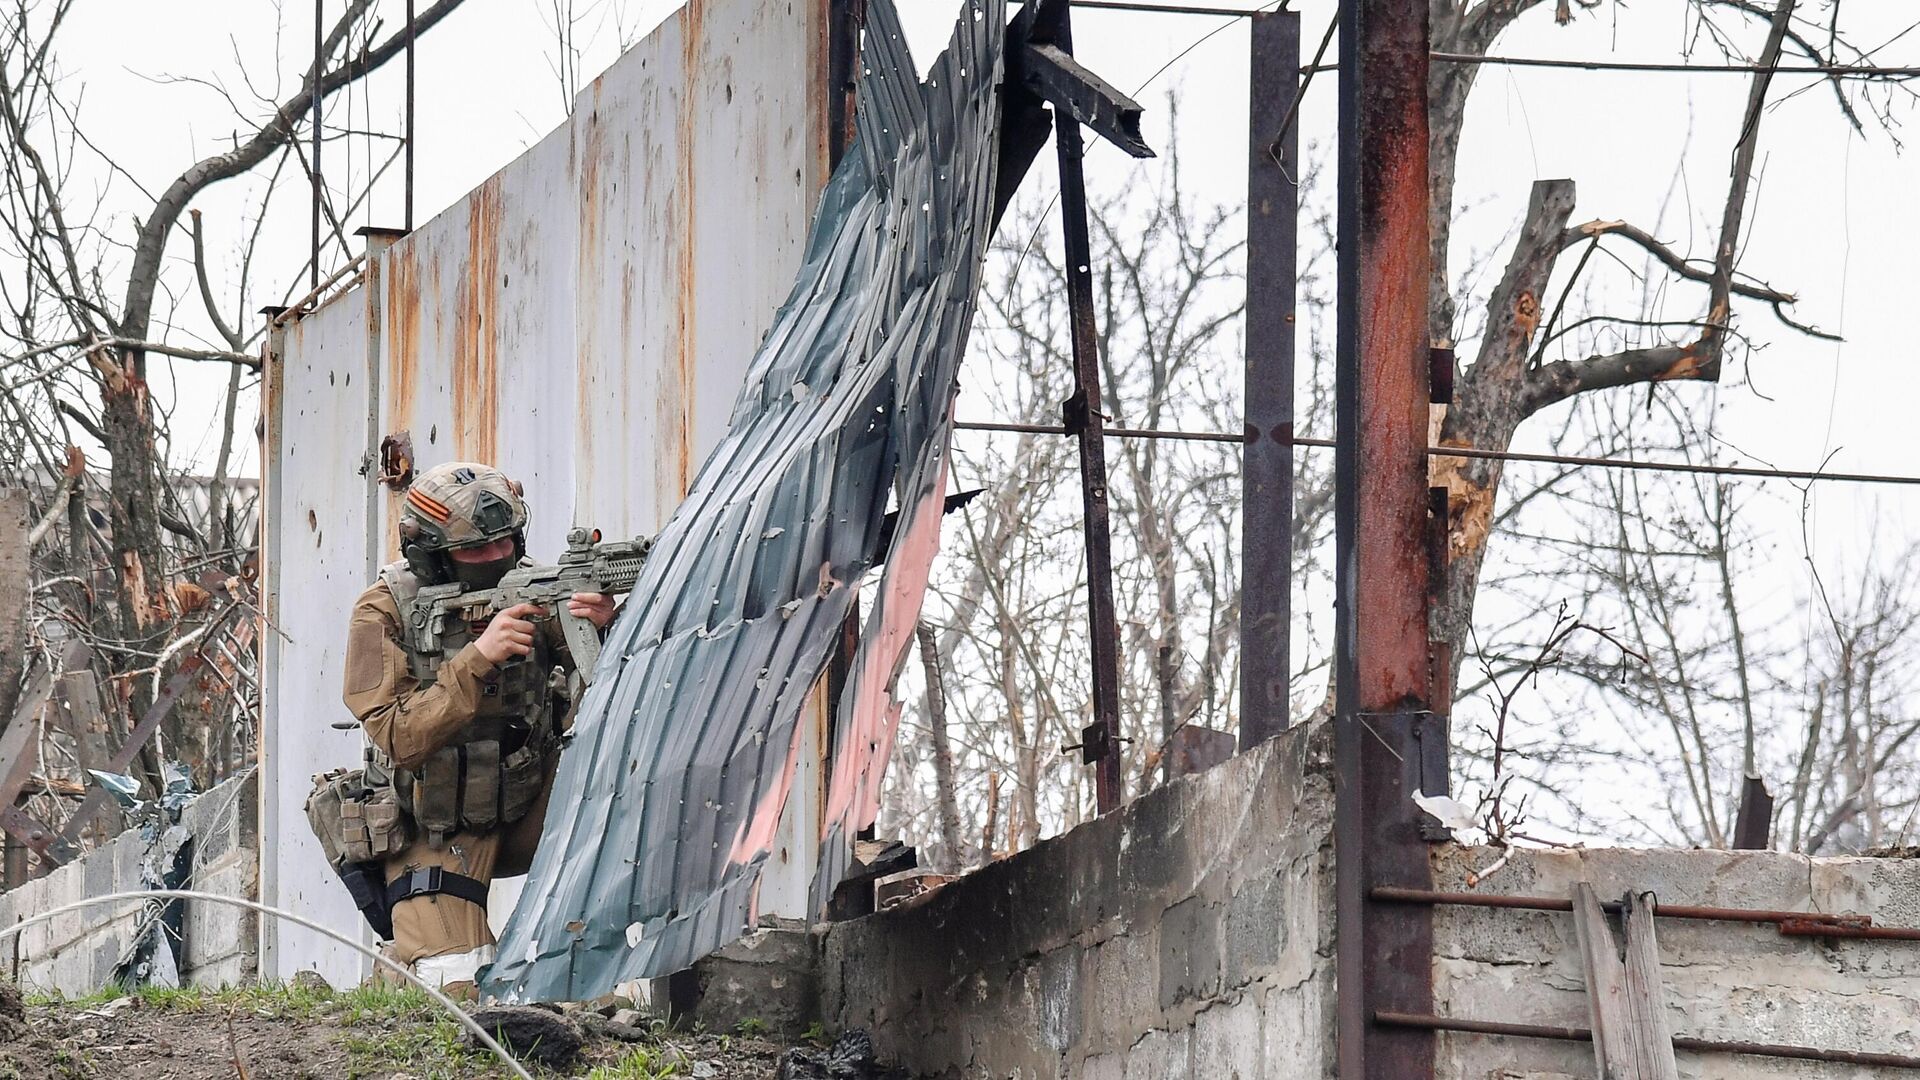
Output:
[48,655,205,860]
[55,669,110,775]
[0,640,88,805]
[1573,882,1680,1079]
[0,490,28,731]
[0,640,89,862]
[1621,890,1679,1078]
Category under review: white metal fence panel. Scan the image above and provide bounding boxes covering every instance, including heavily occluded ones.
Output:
[262,0,827,983]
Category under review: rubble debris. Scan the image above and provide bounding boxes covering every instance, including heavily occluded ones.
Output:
[463,1004,584,1065]
[776,1029,909,1080]
[290,969,334,994]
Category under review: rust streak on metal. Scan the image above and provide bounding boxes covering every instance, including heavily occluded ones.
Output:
[576,84,606,469]
[381,243,420,563]
[456,175,503,462]
[385,243,420,430]
[673,0,704,498]
[1334,0,1436,1074]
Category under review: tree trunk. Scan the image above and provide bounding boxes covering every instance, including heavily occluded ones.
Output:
[916,621,966,870]
[99,360,174,794]
[1433,178,1577,681]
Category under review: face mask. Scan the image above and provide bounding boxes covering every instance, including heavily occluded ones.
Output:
[450,553,516,590]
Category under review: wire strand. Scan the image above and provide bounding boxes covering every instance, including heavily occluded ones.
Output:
[952,421,1920,487]
[0,889,533,1080]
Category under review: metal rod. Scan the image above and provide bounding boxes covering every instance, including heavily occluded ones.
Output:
[1334,0,1436,1074]
[405,0,415,232]
[270,252,368,326]
[1430,51,1920,77]
[1305,54,1920,77]
[958,419,1239,442]
[1375,1011,1920,1070]
[1049,0,1125,814]
[312,0,324,290]
[1419,441,1920,486]
[1070,0,1267,16]
[1239,9,1298,753]
[951,421,1920,487]
[1370,887,1873,929]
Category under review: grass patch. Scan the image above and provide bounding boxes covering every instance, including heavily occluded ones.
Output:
[23,984,125,1009]
[584,1044,685,1079]
[341,1017,495,1079]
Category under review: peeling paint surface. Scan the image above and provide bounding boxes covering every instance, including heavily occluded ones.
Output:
[482,0,1007,999]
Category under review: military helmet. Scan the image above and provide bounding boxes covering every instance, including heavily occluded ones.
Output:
[398,462,528,584]
[400,462,528,550]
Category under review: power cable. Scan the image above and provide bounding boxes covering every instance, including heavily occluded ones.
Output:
[952,420,1920,487]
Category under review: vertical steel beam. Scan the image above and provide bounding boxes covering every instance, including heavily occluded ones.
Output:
[826,0,868,170]
[1050,5,1124,814]
[1240,10,1300,751]
[1333,0,1437,1075]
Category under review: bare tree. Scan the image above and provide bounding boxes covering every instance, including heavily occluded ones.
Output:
[0,0,468,870]
[884,1,1916,861]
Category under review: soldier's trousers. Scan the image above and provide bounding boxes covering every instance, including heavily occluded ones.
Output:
[378,768,553,994]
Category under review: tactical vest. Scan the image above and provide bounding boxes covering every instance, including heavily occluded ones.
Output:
[364,560,562,844]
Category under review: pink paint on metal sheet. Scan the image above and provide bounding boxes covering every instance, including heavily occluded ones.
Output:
[824,456,951,834]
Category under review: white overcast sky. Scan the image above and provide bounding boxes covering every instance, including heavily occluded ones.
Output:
[45,0,1916,665]
[56,0,1913,546]
[32,0,1914,840]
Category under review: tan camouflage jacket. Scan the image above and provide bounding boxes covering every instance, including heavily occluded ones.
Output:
[341,583,575,770]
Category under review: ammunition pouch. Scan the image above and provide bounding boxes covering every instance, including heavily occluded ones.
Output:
[368,732,555,846]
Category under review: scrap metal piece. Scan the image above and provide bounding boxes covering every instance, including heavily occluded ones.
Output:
[482,0,1007,1001]
[1016,44,1153,159]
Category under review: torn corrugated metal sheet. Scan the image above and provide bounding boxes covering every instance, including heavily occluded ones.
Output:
[481,0,1006,1000]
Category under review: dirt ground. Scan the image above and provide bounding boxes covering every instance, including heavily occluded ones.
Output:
[0,980,791,1080]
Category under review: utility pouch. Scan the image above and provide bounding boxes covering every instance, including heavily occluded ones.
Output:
[306,768,412,865]
[307,769,405,940]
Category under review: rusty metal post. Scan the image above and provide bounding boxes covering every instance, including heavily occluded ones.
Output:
[1733,775,1774,849]
[1048,4,1124,814]
[1333,0,1437,1075]
[826,0,868,170]
[1240,10,1300,751]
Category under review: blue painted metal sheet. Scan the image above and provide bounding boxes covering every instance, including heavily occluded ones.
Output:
[483,0,1007,999]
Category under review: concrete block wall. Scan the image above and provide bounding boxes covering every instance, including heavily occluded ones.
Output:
[0,770,259,995]
[818,724,1337,1079]
[1432,843,1920,1079]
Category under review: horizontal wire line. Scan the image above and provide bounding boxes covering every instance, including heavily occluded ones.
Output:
[952,421,1920,487]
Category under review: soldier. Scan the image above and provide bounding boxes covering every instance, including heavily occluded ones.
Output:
[338,461,615,994]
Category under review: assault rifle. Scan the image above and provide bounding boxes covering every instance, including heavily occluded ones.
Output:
[402,526,652,681]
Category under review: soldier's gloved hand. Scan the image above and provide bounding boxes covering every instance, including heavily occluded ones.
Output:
[567,592,617,629]
[475,602,544,665]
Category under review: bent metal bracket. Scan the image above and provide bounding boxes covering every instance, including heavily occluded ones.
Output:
[482,0,1011,1000]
